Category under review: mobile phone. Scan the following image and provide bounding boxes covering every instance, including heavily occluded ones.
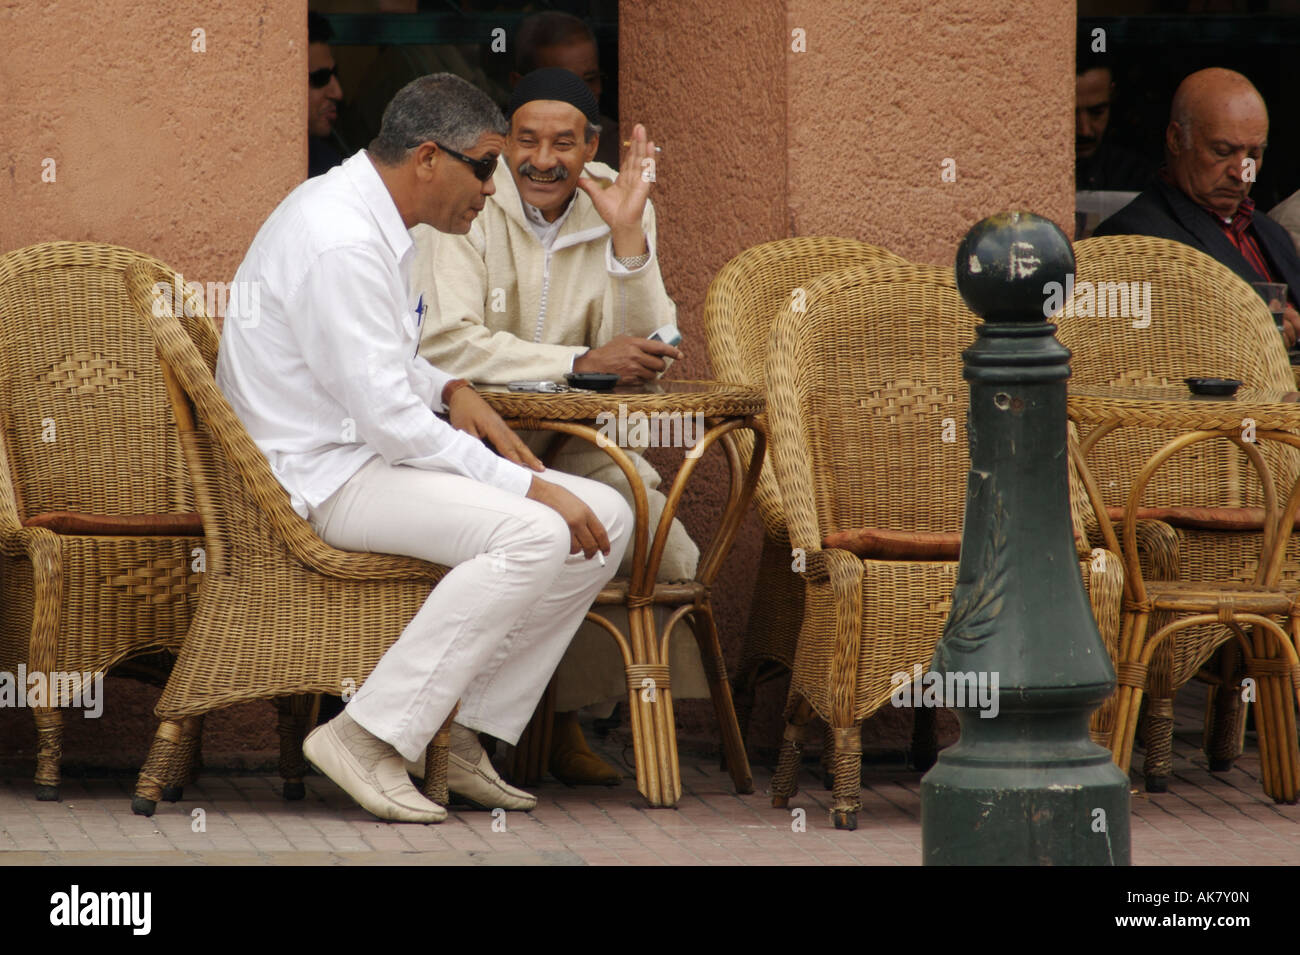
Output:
[507,380,565,393]
[648,324,682,347]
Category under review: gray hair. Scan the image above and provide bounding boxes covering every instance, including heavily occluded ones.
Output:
[585,120,602,143]
[369,73,507,165]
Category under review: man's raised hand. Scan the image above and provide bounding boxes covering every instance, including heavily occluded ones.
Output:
[577,122,656,258]
[447,386,545,471]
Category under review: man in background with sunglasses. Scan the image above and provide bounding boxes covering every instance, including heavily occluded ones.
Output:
[218,73,630,823]
[411,68,708,788]
[308,11,345,178]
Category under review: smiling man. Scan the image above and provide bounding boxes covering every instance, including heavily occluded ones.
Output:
[218,73,630,823]
[1095,68,1300,343]
[410,68,709,787]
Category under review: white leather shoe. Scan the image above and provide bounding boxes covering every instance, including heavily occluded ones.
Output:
[303,713,447,824]
[446,723,537,811]
[448,749,538,811]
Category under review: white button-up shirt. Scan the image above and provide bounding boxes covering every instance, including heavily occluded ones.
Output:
[217,150,534,518]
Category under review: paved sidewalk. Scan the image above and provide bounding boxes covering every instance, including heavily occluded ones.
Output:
[3,692,1298,865]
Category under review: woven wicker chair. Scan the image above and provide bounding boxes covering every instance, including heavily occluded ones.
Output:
[0,242,205,801]
[1062,234,1300,787]
[702,237,909,760]
[122,261,457,817]
[764,261,1138,830]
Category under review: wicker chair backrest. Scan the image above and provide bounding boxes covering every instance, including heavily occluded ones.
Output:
[1063,234,1299,509]
[704,237,911,535]
[766,262,977,543]
[0,242,196,517]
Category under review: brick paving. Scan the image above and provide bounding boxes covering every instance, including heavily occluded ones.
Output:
[2,685,1298,866]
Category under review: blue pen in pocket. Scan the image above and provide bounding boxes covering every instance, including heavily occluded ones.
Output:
[413,293,426,354]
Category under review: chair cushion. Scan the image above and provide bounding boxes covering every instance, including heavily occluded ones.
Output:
[1102,505,1269,533]
[822,527,961,560]
[22,511,203,536]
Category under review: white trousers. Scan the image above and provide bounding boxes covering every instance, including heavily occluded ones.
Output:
[307,456,631,761]
[529,437,711,711]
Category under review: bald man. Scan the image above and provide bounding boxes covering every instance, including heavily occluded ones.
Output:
[1095,68,1300,344]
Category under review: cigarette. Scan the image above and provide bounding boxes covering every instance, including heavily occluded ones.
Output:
[623,143,663,152]
[597,551,607,566]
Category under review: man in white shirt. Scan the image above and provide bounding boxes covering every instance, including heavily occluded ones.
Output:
[217,73,630,823]
[411,68,707,787]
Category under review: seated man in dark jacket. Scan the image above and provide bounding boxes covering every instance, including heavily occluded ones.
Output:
[1094,67,1300,345]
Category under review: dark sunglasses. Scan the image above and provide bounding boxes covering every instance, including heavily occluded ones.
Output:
[405,141,497,182]
[308,65,340,89]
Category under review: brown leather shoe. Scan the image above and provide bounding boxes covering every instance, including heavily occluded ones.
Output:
[549,711,621,786]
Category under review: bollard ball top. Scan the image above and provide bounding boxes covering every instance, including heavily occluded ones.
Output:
[955,212,1075,322]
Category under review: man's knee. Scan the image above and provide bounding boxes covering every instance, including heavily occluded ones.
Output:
[585,481,633,545]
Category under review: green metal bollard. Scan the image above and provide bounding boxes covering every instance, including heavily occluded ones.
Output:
[920,211,1131,865]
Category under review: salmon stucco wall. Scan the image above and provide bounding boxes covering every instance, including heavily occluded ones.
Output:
[0,0,303,286]
[786,0,1075,263]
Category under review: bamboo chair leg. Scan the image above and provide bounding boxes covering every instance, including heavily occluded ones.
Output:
[33,705,63,801]
[830,723,863,831]
[132,716,203,816]
[910,706,939,772]
[1206,643,1246,771]
[1111,611,1152,775]
[422,703,458,806]
[275,694,314,801]
[770,694,814,808]
[1141,696,1175,792]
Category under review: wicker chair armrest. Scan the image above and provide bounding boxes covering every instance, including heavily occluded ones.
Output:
[796,545,830,583]
[0,424,23,530]
[282,526,443,582]
[763,304,827,564]
[1132,517,1181,582]
[0,523,63,571]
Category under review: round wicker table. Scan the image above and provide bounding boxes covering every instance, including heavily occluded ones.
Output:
[1068,383,1300,804]
[479,379,764,807]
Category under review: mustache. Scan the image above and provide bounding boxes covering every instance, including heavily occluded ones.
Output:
[517,161,569,181]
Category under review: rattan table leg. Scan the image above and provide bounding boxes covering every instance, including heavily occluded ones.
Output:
[688,605,754,794]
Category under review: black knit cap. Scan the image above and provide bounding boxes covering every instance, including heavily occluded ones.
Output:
[508,67,600,126]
